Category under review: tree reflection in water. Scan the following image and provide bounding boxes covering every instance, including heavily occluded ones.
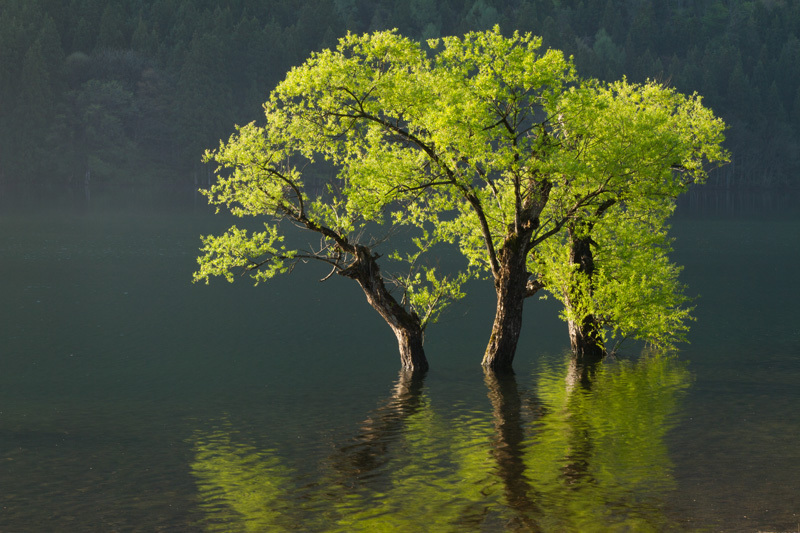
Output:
[191,420,297,532]
[319,370,501,531]
[520,353,692,532]
[189,353,691,532]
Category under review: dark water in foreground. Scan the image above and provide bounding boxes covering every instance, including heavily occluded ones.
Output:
[1,191,798,532]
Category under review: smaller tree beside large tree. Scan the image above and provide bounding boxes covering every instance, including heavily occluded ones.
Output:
[532,79,727,363]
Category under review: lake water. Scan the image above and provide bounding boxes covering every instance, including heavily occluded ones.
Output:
[1,189,798,532]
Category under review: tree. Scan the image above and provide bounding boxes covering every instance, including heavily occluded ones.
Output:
[396,30,723,367]
[195,28,726,371]
[194,32,469,372]
[253,28,584,369]
[533,79,728,362]
[96,3,128,50]
[538,202,694,363]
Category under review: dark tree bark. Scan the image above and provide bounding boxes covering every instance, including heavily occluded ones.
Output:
[340,245,428,372]
[482,232,534,370]
[564,198,616,364]
[288,209,428,372]
[565,229,606,364]
[481,176,552,370]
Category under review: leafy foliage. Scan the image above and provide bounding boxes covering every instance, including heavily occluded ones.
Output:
[196,28,726,359]
[529,78,727,351]
[194,33,476,330]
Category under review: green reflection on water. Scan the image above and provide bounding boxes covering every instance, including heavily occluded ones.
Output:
[189,354,692,532]
[326,400,501,531]
[522,354,692,532]
[191,422,297,532]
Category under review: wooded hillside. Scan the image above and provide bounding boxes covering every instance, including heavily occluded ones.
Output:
[1,0,798,190]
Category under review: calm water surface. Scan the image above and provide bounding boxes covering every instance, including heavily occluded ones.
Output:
[0,191,798,532]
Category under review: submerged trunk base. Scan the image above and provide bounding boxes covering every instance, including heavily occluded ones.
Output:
[568,317,606,366]
[482,270,528,371]
[394,327,428,373]
[341,245,429,373]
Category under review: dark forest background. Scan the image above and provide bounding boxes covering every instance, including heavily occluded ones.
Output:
[1,0,799,192]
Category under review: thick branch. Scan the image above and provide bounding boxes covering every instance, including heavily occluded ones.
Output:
[466,192,501,278]
[527,185,610,252]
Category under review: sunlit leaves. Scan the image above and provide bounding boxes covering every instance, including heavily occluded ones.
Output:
[196,29,471,327]
[404,269,469,329]
[592,212,694,350]
[528,76,727,352]
[533,203,695,352]
[197,26,727,355]
[194,225,295,285]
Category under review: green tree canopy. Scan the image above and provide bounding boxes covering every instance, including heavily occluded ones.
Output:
[195,31,473,371]
[532,79,727,359]
[196,28,726,370]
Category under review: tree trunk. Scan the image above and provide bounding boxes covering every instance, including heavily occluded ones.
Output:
[567,314,605,364]
[340,246,429,372]
[392,326,427,373]
[482,239,531,370]
[566,231,606,364]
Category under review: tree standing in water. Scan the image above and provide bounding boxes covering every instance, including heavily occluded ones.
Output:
[532,79,727,363]
[195,28,726,370]
[194,32,469,372]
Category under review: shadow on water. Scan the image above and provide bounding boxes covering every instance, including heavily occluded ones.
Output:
[188,353,694,532]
